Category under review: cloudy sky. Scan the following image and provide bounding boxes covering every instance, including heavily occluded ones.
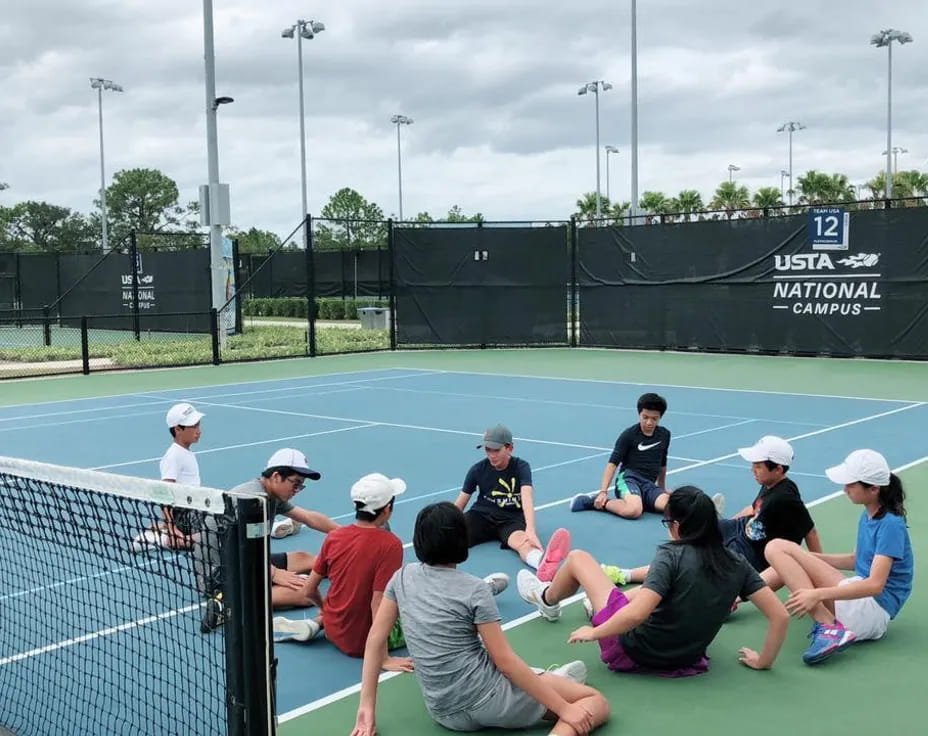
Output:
[2,0,926,235]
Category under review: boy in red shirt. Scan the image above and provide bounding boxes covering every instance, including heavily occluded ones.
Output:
[273,473,413,671]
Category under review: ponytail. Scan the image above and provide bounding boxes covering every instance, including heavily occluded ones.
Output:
[875,472,906,520]
[667,486,737,580]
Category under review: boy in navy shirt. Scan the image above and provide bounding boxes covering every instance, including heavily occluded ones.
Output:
[571,393,671,519]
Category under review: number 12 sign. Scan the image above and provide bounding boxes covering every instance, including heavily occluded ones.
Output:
[807,206,850,251]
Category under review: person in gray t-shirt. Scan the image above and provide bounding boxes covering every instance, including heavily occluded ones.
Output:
[351,502,611,736]
[519,486,791,674]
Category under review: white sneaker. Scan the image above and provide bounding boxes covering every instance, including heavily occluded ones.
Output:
[516,570,561,622]
[582,596,594,620]
[271,518,302,539]
[273,616,320,643]
[547,660,588,684]
[712,493,726,518]
[484,572,510,596]
[131,529,170,553]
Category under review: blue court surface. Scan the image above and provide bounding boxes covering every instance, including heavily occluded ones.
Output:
[1,365,925,722]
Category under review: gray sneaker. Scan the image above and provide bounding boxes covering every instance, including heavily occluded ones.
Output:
[547,660,588,684]
[483,572,510,596]
[517,570,561,622]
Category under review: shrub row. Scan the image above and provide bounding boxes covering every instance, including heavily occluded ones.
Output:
[242,297,388,320]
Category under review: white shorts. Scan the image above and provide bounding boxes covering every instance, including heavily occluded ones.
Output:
[834,576,891,641]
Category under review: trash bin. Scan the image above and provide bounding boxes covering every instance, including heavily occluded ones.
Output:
[358,307,389,329]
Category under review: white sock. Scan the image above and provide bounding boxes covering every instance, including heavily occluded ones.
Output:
[620,568,634,582]
[525,549,543,569]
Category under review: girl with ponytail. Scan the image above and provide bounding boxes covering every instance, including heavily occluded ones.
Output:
[764,449,914,666]
[517,486,789,675]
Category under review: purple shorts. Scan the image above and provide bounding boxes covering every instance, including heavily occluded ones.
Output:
[592,589,710,678]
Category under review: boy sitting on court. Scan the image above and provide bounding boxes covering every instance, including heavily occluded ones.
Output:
[454,424,570,583]
[272,473,413,671]
[571,392,672,520]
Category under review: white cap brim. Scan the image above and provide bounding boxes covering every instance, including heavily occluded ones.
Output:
[825,463,857,485]
[178,410,205,427]
[738,446,765,463]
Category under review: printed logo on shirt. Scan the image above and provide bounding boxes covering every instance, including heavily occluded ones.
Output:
[488,476,522,510]
[745,517,766,542]
[637,441,661,451]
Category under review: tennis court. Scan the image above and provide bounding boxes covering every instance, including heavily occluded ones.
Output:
[0,349,925,735]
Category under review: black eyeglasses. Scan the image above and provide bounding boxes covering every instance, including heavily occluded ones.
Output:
[660,518,675,529]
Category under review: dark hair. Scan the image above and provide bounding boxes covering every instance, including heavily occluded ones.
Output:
[762,459,790,474]
[666,486,737,579]
[413,502,469,566]
[261,465,303,480]
[637,393,667,416]
[873,473,906,520]
[355,497,396,522]
[169,427,177,438]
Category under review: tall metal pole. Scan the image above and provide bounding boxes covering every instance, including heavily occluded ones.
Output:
[885,41,893,199]
[395,122,404,221]
[297,27,309,242]
[605,149,611,202]
[202,0,225,316]
[787,128,794,205]
[96,86,109,251]
[630,0,639,221]
[594,87,602,219]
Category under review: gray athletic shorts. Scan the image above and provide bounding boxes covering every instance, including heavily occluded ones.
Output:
[432,680,547,731]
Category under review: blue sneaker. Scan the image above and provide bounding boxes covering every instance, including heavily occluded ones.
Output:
[570,493,595,512]
[802,621,856,665]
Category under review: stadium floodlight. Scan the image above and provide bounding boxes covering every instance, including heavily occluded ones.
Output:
[282,18,326,246]
[89,77,124,250]
[871,29,913,199]
[577,81,612,218]
[728,164,741,183]
[777,121,805,205]
[390,115,414,221]
[605,145,619,201]
[881,146,908,176]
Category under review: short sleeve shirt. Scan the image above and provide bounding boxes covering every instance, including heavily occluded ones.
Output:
[462,457,532,517]
[620,543,765,669]
[160,443,201,486]
[744,477,814,557]
[854,511,913,618]
[608,424,671,483]
[229,478,294,519]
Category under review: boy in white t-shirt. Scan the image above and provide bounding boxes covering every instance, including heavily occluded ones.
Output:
[132,402,205,552]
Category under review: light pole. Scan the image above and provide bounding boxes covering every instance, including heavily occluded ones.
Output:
[282,18,325,244]
[882,145,908,176]
[630,0,639,223]
[779,169,790,202]
[604,145,619,201]
[727,164,741,184]
[89,78,123,250]
[390,115,413,221]
[578,80,612,219]
[871,29,913,200]
[777,121,805,205]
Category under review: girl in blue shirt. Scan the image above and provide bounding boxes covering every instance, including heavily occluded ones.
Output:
[764,449,913,665]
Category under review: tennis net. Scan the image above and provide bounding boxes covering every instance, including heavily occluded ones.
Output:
[0,456,274,736]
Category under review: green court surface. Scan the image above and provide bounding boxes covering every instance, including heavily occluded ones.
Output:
[279,460,926,736]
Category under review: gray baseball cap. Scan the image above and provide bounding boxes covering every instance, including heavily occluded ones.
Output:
[477,424,513,450]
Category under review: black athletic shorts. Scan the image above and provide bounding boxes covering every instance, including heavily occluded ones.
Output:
[464,508,526,549]
[270,552,289,570]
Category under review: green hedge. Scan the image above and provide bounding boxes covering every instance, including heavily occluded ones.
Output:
[242,297,388,320]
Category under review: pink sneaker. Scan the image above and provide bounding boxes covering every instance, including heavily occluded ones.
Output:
[536,528,571,582]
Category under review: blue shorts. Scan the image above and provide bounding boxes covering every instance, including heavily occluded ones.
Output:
[718,517,765,572]
[614,470,665,512]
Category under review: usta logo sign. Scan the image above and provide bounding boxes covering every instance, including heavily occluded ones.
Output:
[775,253,880,271]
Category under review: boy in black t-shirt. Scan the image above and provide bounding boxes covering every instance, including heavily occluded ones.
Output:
[454,424,571,582]
[571,393,672,519]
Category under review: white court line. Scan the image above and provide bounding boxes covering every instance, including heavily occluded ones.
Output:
[0,603,201,666]
[279,451,928,723]
[398,367,918,404]
[368,385,826,427]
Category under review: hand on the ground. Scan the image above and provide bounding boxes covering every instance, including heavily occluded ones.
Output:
[568,625,596,644]
[737,647,768,670]
[786,588,821,616]
[382,656,414,672]
[350,705,376,736]
[558,702,595,735]
[271,568,306,591]
[593,491,608,510]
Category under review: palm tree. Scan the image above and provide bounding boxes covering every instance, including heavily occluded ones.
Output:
[752,186,784,214]
[639,191,671,223]
[574,192,609,226]
[709,181,750,219]
[671,190,704,222]
[825,173,855,203]
[607,200,631,225]
[796,170,832,205]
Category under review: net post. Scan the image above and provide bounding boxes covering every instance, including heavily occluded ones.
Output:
[387,218,397,351]
[129,232,141,341]
[210,308,221,365]
[236,496,275,736]
[42,305,51,346]
[232,238,243,334]
[569,217,578,348]
[221,499,247,736]
[304,215,317,358]
[80,316,90,374]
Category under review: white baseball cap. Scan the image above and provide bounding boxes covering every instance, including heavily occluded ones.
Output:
[165,402,205,428]
[826,449,891,487]
[738,435,794,466]
[266,448,321,480]
[351,473,407,514]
